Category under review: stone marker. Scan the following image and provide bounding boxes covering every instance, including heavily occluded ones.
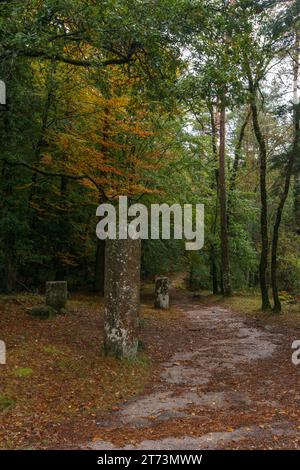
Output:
[0,340,6,365]
[154,277,170,309]
[0,80,6,106]
[46,281,68,312]
[104,238,141,359]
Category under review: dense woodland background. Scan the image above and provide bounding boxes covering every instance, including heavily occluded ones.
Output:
[0,0,300,315]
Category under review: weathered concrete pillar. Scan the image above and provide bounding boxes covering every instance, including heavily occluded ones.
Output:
[46,281,68,312]
[154,277,170,309]
[104,238,141,359]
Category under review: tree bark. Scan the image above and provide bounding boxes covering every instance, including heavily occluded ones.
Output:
[209,105,220,294]
[104,238,141,359]
[249,81,271,310]
[55,174,69,281]
[1,97,16,292]
[209,104,219,187]
[294,177,300,233]
[271,32,300,313]
[228,109,250,225]
[271,144,297,312]
[94,108,110,293]
[28,87,54,207]
[218,106,232,296]
[294,32,300,234]
[94,239,105,294]
[210,246,219,294]
[2,229,16,292]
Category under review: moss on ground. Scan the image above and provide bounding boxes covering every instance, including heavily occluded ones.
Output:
[0,396,16,412]
[13,367,34,378]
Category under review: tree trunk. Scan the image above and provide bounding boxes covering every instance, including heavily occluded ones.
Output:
[2,231,16,292]
[218,106,232,296]
[1,162,16,292]
[1,98,16,292]
[210,245,219,294]
[94,239,105,294]
[28,88,54,206]
[249,81,271,310]
[104,238,141,359]
[272,32,300,313]
[294,177,300,234]
[209,104,219,187]
[229,110,250,193]
[294,32,300,234]
[208,105,220,294]
[55,175,69,281]
[228,109,250,225]
[94,109,110,292]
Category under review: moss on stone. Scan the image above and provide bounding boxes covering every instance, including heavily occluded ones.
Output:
[28,305,57,319]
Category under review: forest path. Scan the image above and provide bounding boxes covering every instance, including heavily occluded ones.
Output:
[87,302,300,450]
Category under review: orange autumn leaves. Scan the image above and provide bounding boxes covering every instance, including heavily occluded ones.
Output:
[42,76,164,199]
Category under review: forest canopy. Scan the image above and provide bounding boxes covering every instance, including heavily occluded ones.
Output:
[0,0,299,316]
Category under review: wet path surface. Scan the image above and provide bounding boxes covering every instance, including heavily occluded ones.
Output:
[87,304,300,450]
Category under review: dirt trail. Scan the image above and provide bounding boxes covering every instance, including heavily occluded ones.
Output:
[88,303,300,450]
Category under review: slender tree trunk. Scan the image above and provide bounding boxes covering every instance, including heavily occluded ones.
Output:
[294,32,300,234]
[55,175,69,281]
[2,227,16,292]
[209,105,220,294]
[104,238,141,359]
[228,109,250,224]
[210,187,220,295]
[28,88,54,205]
[1,97,16,292]
[218,106,232,296]
[271,152,296,311]
[209,105,219,187]
[82,213,92,282]
[94,239,105,294]
[94,108,110,292]
[94,191,107,294]
[272,32,300,313]
[210,246,219,294]
[294,176,300,233]
[229,110,250,193]
[249,82,271,310]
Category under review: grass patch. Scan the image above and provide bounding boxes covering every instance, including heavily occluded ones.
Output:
[13,367,33,378]
[218,294,262,315]
[220,294,300,316]
[195,292,300,328]
[42,345,63,355]
[0,395,16,412]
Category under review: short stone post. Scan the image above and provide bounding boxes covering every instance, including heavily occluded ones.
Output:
[0,340,6,365]
[154,277,170,309]
[46,281,68,312]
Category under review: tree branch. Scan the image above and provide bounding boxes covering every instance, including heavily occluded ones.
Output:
[2,158,108,200]
[1,42,142,69]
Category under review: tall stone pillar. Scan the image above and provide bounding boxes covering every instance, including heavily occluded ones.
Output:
[104,238,141,359]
